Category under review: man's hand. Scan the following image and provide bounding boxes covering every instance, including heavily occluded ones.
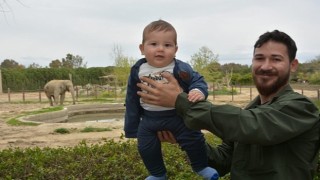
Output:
[137,72,183,107]
[157,131,177,144]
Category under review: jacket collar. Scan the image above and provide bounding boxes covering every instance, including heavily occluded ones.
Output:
[246,84,293,108]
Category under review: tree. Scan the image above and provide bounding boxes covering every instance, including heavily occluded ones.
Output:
[61,54,87,69]
[111,45,136,87]
[189,46,220,85]
[49,59,62,68]
[28,62,42,69]
[0,59,25,69]
[221,63,251,86]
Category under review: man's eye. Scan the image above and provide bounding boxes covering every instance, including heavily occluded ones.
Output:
[254,57,264,61]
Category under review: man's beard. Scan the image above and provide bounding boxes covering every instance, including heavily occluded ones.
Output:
[253,69,290,96]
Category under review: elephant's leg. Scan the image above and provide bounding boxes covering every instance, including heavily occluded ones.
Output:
[49,97,54,106]
[45,94,54,106]
[60,93,65,105]
[54,92,60,106]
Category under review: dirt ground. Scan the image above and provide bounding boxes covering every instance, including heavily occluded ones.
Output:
[0,87,318,150]
[0,92,127,150]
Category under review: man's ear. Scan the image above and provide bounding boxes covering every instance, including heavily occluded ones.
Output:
[139,44,144,55]
[290,59,299,73]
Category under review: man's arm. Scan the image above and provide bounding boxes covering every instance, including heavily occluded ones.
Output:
[206,141,233,176]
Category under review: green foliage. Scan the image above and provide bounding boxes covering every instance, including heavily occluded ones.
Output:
[62,54,87,68]
[54,128,70,134]
[26,106,64,115]
[309,72,320,84]
[190,46,220,83]
[210,87,238,95]
[232,73,253,85]
[314,100,320,108]
[80,126,112,132]
[0,59,25,69]
[111,45,137,87]
[6,106,63,126]
[100,91,116,98]
[0,131,318,179]
[0,140,207,179]
[6,118,40,126]
[1,67,114,91]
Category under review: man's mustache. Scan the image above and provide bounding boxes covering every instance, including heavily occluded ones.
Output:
[255,69,277,76]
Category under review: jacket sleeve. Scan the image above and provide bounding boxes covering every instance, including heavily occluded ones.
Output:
[206,141,233,176]
[124,67,143,138]
[175,93,319,145]
[189,70,209,99]
[175,61,208,98]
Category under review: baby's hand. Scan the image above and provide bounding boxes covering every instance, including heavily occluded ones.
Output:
[188,89,205,102]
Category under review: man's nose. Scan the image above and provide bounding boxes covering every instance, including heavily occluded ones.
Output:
[260,59,273,70]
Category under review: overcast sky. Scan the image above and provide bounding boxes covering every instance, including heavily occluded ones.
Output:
[1,0,320,68]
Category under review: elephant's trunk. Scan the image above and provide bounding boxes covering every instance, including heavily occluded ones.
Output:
[69,87,76,105]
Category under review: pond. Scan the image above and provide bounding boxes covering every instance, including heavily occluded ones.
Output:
[19,103,126,123]
[67,112,125,123]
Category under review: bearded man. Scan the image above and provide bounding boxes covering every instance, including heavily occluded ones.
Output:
[136,30,320,180]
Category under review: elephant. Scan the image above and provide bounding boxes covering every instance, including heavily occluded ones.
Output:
[44,80,76,106]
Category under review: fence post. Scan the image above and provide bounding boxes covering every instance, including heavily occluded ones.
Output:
[250,87,252,101]
[22,89,25,102]
[39,87,42,102]
[75,86,79,99]
[318,89,320,101]
[8,88,11,103]
[95,85,98,99]
[301,89,304,95]
[231,85,234,102]
[212,88,215,101]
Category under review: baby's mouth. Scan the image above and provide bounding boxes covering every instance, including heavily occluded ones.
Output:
[155,55,164,58]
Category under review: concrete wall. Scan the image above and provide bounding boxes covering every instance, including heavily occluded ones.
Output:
[20,103,125,123]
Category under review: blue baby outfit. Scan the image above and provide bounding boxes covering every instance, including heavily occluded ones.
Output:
[124,58,218,179]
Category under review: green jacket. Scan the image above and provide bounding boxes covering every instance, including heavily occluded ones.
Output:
[176,85,320,180]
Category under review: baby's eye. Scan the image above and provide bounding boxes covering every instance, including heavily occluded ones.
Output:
[165,44,173,47]
[150,43,157,46]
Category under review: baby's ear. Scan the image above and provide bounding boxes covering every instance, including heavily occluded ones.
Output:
[139,44,144,55]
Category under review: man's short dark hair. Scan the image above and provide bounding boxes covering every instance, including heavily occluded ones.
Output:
[254,30,297,62]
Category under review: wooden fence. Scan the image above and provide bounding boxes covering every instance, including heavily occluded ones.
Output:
[209,85,320,107]
[0,85,319,105]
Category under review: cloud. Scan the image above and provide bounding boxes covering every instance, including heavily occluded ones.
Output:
[1,0,320,67]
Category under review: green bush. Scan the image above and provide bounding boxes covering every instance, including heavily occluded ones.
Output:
[1,131,319,179]
[54,128,70,134]
[81,126,112,132]
[0,139,205,179]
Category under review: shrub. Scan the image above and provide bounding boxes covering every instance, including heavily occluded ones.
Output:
[0,135,223,179]
[81,126,112,132]
[54,128,70,134]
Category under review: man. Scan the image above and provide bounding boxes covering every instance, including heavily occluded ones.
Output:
[136,30,320,179]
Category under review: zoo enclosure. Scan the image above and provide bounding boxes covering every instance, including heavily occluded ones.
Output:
[1,85,320,105]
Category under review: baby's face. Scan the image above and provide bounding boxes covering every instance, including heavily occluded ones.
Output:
[139,30,178,68]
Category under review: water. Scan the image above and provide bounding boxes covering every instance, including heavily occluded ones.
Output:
[66,113,124,123]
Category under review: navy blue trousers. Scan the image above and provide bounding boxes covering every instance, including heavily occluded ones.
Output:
[137,110,208,177]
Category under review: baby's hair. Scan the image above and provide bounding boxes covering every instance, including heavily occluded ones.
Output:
[142,19,177,45]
